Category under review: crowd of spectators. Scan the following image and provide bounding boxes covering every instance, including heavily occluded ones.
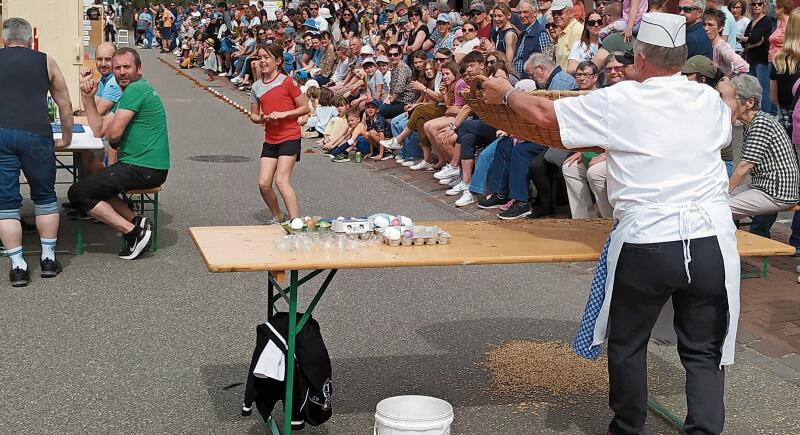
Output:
[141,0,800,252]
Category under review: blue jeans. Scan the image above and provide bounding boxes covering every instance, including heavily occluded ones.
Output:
[390,114,421,160]
[457,119,497,159]
[750,63,774,115]
[145,27,155,48]
[487,138,545,200]
[330,137,370,156]
[0,128,59,219]
[469,138,499,194]
[724,160,733,178]
[790,212,800,249]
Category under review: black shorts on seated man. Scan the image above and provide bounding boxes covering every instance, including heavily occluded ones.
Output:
[69,47,170,260]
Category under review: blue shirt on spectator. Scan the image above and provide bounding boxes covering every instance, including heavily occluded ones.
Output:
[97,72,123,103]
[686,21,713,59]
[546,66,577,91]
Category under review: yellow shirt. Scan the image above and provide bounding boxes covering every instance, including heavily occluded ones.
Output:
[556,18,584,70]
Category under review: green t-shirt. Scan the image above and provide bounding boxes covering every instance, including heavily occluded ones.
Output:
[113,79,170,170]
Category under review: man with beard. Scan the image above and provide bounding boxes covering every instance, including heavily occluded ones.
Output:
[70,48,170,260]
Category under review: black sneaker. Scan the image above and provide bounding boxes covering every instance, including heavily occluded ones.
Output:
[477,193,508,210]
[9,267,29,287]
[529,204,554,219]
[40,258,63,278]
[498,201,532,220]
[131,215,149,230]
[119,227,152,260]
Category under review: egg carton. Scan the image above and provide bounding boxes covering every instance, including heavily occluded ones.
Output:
[383,231,451,247]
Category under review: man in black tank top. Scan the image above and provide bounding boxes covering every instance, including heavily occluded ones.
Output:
[0,18,74,287]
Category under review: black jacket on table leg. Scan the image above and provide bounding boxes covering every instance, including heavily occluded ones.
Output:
[243,312,333,430]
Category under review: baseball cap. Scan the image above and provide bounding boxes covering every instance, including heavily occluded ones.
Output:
[600,32,634,53]
[614,50,634,65]
[375,54,390,64]
[366,98,381,108]
[682,55,717,78]
[550,0,572,11]
[470,3,486,12]
[397,15,409,24]
[436,13,450,22]
[302,18,318,29]
[360,45,375,55]
[362,57,376,65]
[385,3,397,11]
[283,27,296,37]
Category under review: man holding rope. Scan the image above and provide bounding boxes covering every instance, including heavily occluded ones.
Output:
[484,13,739,434]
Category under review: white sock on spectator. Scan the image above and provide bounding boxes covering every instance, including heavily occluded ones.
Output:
[41,238,57,261]
[6,246,27,270]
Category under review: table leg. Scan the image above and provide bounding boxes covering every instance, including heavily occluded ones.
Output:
[74,154,84,255]
[283,270,299,434]
[267,276,274,322]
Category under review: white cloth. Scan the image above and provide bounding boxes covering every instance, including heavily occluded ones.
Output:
[567,40,598,63]
[455,37,481,55]
[253,340,285,381]
[314,16,330,31]
[554,75,741,366]
[733,16,751,52]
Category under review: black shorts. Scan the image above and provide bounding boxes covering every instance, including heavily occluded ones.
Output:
[261,139,301,161]
[67,162,168,214]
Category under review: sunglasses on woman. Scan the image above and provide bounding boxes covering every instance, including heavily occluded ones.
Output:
[586,19,603,26]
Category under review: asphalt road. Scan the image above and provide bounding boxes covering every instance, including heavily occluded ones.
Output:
[1,49,798,435]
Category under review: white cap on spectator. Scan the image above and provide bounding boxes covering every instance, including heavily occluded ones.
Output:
[362,57,376,65]
[319,7,332,18]
[637,13,686,48]
[300,79,320,94]
[375,54,390,64]
[550,0,572,11]
[514,79,537,91]
[360,46,375,55]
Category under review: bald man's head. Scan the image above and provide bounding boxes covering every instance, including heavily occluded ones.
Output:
[95,42,117,76]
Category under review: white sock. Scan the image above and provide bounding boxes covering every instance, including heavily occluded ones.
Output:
[6,246,27,271]
[41,238,57,261]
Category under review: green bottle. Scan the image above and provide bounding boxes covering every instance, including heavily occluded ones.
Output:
[355,151,362,163]
[47,96,56,123]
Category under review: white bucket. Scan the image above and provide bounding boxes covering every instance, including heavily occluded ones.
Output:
[374,395,454,435]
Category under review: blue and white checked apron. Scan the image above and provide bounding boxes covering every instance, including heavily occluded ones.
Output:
[572,225,613,359]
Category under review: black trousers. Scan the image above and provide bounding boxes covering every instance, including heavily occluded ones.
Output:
[608,236,728,435]
[67,162,168,214]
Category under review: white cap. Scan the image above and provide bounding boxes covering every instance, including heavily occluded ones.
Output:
[550,0,572,11]
[637,12,686,48]
[514,79,537,91]
[360,45,375,55]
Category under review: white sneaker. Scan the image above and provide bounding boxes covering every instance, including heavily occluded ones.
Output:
[380,137,402,150]
[448,176,462,187]
[410,161,435,171]
[446,181,468,196]
[455,190,475,207]
[231,76,243,84]
[396,158,405,164]
[438,175,457,185]
[217,72,228,76]
[402,160,418,167]
[434,164,460,180]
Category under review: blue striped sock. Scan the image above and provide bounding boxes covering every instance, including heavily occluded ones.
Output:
[5,246,27,270]
[41,238,57,261]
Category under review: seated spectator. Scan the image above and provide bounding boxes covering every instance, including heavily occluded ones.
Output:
[316,96,350,152]
[330,109,373,162]
[682,55,734,175]
[431,13,457,50]
[362,99,392,160]
[379,44,416,119]
[455,20,482,63]
[72,48,168,260]
[315,39,352,85]
[567,9,601,74]
[727,74,799,227]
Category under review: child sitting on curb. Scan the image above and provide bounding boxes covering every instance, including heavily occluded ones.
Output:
[362,99,391,161]
[329,109,372,162]
[315,96,350,151]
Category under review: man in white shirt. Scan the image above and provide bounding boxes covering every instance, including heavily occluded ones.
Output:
[484,13,738,435]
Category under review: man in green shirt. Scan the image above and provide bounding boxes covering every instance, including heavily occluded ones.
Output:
[69,47,170,260]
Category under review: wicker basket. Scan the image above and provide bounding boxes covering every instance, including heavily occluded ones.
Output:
[463,82,600,151]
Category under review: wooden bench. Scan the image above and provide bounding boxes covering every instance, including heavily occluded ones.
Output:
[126,186,162,251]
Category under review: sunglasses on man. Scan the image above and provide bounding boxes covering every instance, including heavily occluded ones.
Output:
[678,6,700,12]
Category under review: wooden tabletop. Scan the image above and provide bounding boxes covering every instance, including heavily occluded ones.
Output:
[189,219,797,273]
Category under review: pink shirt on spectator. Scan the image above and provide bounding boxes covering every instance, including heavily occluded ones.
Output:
[768,20,786,62]
[713,39,749,76]
[453,79,468,106]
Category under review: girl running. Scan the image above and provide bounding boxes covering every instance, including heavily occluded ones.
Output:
[249,44,309,223]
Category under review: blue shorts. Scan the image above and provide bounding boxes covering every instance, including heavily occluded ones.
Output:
[0,128,58,218]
